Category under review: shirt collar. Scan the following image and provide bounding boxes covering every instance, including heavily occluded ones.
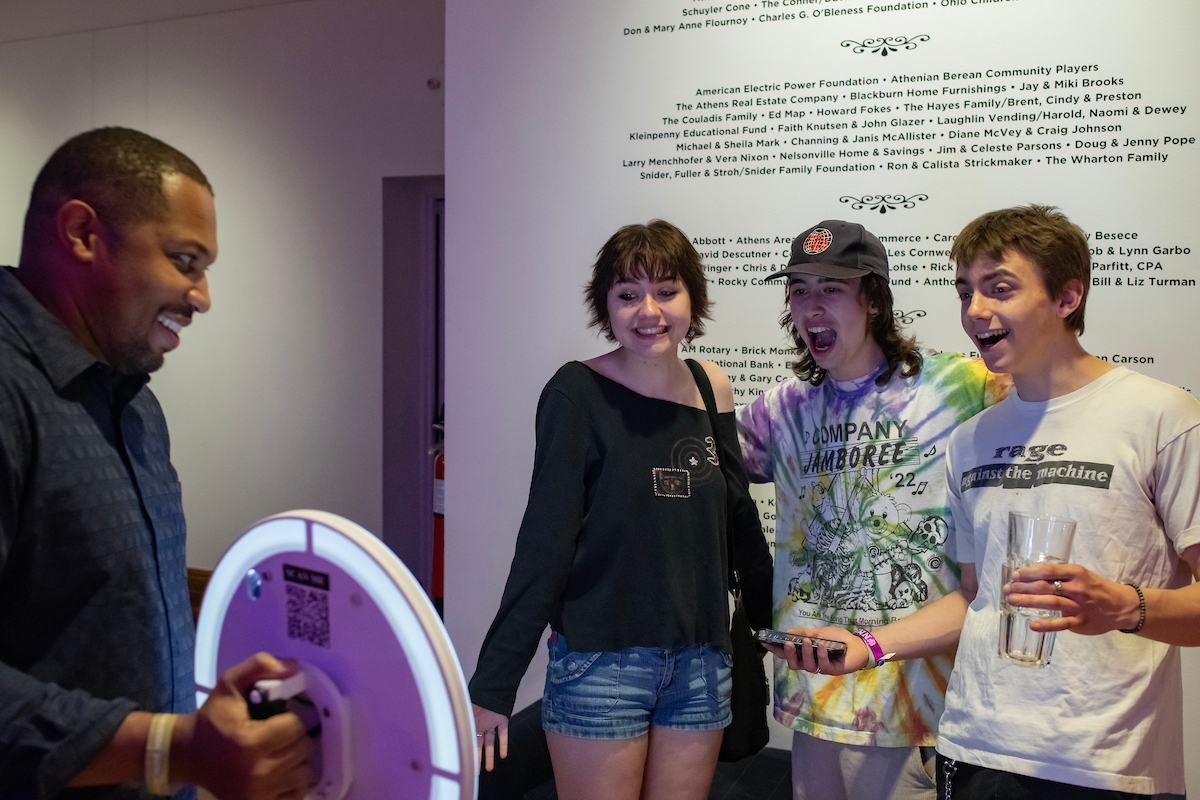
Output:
[825,361,889,400]
[0,266,149,395]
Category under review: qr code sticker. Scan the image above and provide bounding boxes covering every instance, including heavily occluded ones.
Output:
[286,583,330,648]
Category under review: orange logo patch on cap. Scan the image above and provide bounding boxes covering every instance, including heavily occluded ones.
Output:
[803,228,833,254]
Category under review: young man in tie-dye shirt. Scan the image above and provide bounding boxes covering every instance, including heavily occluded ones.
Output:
[737,220,1009,800]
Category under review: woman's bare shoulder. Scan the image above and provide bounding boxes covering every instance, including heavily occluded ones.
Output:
[697,360,735,413]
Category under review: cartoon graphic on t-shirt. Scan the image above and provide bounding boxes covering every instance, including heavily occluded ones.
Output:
[786,467,947,619]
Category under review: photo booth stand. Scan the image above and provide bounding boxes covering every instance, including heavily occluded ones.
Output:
[195,509,477,800]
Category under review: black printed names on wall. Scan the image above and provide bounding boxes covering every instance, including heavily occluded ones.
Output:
[689,230,960,289]
[1088,232,1196,291]
[622,0,991,38]
[622,63,1195,180]
[680,339,795,401]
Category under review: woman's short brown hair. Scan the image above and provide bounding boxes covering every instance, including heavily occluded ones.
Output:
[950,204,1091,334]
[586,220,712,342]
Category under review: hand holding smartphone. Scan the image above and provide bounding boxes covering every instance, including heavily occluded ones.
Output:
[753,628,847,659]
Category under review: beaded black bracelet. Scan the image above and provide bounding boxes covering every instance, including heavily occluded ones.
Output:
[1119,583,1146,634]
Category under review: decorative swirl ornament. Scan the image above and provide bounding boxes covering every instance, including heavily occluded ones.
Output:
[893,309,927,325]
[841,35,930,56]
[839,194,929,214]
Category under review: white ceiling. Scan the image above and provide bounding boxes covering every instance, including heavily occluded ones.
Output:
[0,0,314,43]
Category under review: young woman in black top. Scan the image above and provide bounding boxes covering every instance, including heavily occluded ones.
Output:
[469,220,772,800]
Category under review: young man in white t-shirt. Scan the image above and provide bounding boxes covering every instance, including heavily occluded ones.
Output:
[768,205,1200,798]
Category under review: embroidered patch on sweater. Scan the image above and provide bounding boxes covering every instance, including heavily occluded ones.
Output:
[653,468,691,498]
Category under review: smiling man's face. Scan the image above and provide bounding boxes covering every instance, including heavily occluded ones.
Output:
[85,173,217,374]
[955,247,1075,383]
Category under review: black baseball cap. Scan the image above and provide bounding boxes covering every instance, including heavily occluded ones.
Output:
[766,220,889,281]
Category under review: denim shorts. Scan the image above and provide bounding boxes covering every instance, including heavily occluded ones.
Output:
[541,632,732,739]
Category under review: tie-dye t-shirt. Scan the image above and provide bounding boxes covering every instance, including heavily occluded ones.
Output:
[736,350,1010,746]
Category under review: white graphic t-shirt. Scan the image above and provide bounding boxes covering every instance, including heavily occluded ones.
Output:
[939,368,1200,795]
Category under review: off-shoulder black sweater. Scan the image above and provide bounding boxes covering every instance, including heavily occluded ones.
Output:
[469,362,773,716]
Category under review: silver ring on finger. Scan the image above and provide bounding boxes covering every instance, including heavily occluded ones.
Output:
[815,666,822,674]
[1054,580,1064,596]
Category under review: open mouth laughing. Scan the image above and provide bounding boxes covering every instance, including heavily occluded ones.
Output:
[154,312,189,352]
[156,314,183,335]
[976,329,1009,348]
[808,326,837,353]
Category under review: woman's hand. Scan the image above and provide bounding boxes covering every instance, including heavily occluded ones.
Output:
[473,704,509,773]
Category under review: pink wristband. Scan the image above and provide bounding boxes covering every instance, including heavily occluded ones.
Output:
[853,628,894,669]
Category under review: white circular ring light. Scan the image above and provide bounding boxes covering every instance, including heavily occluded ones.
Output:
[195,509,477,800]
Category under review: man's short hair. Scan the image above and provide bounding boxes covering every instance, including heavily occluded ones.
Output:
[22,127,211,249]
[586,219,712,343]
[950,204,1090,334]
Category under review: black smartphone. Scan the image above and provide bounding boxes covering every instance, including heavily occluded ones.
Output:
[754,628,847,657]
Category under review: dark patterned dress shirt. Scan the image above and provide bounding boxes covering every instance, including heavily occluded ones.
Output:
[0,267,196,800]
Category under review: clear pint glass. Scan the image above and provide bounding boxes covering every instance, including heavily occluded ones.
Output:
[999,512,1077,667]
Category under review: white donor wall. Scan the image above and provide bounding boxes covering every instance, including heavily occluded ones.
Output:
[446,0,1200,779]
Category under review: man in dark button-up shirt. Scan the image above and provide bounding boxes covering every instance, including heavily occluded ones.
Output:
[0,128,310,799]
